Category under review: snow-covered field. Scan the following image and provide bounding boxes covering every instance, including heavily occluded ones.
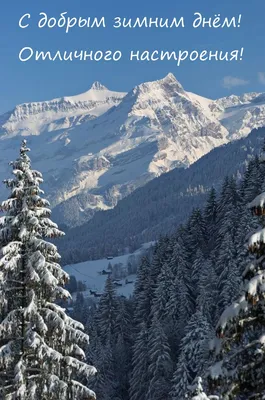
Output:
[64,243,154,298]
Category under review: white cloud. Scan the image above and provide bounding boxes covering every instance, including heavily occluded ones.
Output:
[222,76,249,89]
[258,72,265,85]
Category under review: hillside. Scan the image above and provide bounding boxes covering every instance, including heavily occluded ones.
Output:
[58,127,265,264]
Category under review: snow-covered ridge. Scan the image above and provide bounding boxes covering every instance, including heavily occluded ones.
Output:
[1,73,265,227]
[211,92,265,140]
[0,82,126,137]
[214,92,261,110]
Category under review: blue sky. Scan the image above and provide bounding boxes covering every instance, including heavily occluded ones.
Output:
[0,0,265,114]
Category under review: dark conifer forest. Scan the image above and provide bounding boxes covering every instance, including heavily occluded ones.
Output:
[71,136,265,399]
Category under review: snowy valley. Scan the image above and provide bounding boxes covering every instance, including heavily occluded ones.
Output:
[64,243,153,299]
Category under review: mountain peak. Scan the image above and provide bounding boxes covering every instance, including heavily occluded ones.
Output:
[160,73,184,90]
[134,72,181,95]
[163,72,176,82]
[144,72,184,95]
[90,81,107,91]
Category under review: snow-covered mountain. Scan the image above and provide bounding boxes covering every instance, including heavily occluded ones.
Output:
[213,92,265,140]
[1,73,265,227]
[0,82,125,137]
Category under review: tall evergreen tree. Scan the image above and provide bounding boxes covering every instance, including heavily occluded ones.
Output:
[149,237,172,294]
[73,291,85,323]
[235,158,261,276]
[183,310,213,378]
[97,276,118,345]
[150,262,174,322]
[113,298,133,400]
[129,322,149,400]
[0,141,96,399]
[196,258,218,326]
[204,187,218,253]
[114,334,130,400]
[192,249,205,299]
[171,310,212,400]
[216,176,238,226]
[90,339,116,400]
[133,257,153,327]
[241,155,262,203]
[187,209,207,259]
[166,237,194,342]
[216,228,241,313]
[214,187,241,316]
[170,354,191,400]
[146,316,172,400]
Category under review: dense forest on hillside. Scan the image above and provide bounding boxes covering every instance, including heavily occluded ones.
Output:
[70,146,265,399]
[58,127,265,265]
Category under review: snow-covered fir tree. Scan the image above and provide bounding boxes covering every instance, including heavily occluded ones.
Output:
[0,141,96,399]
[208,146,265,399]
[96,276,118,344]
[146,316,172,400]
[133,257,153,327]
[113,296,133,398]
[196,258,218,326]
[166,235,194,342]
[89,340,116,400]
[216,226,240,313]
[129,322,149,400]
[86,280,133,400]
[204,187,217,254]
[171,310,212,399]
[150,262,174,323]
[170,352,191,400]
[187,209,207,260]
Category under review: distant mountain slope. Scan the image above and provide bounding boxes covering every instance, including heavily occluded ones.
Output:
[50,80,265,227]
[51,73,230,226]
[58,127,265,264]
[1,74,265,229]
[0,81,125,137]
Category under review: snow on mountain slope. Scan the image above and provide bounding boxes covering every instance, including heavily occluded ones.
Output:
[212,93,265,140]
[0,81,125,138]
[46,73,231,225]
[1,73,265,228]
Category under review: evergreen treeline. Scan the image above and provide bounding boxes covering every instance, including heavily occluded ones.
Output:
[58,127,265,265]
[73,149,265,399]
